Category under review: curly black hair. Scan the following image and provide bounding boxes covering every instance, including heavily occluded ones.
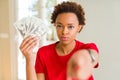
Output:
[51,1,85,25]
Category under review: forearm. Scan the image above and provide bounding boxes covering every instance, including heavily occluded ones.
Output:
[19,36,39,80]
[26,60,37,80]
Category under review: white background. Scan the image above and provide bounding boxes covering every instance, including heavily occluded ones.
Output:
[71,0,120,80]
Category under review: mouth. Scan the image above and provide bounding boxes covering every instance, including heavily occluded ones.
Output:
[60,36,69,41]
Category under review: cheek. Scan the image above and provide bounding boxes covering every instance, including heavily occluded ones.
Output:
[56,30,61,37]
[70,30,78,37]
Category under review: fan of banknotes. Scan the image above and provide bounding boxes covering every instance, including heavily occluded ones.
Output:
[14,16,48,53]
[14,16,47,39]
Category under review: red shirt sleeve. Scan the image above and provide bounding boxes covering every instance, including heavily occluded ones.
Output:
[82,43,99,53]
[35,47,45,73]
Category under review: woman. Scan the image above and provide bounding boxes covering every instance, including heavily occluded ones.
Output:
[20,1,99,80]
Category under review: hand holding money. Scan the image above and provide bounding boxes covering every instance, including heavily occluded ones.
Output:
[14,16,48,53]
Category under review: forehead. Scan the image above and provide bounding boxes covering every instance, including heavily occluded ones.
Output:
[55,13,79,24]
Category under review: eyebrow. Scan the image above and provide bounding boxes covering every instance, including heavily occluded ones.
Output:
[56,22,74,25]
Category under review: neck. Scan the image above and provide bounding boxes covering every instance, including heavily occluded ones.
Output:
[56,40,76,55]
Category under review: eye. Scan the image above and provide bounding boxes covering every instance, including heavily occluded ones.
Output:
[68,25,75,29]
[56,25,63,29]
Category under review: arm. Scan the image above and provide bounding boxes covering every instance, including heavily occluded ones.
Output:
[67,49,99,80]
[26,57,45,80]
[26,59,37,80]
[19,36,45,80]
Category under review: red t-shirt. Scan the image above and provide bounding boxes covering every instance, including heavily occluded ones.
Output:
[35,40,99,80]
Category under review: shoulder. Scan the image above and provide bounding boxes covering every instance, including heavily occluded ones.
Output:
[36,42,57,60]
[38,42,56,52]
[75,40,99,53]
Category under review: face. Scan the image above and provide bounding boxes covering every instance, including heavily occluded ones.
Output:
[55,13,82,45]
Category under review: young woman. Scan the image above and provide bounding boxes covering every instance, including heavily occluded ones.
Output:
[20,1,99,80]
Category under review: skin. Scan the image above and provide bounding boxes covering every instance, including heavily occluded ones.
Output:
[55,13,82,55]
[20,12,99,80]
[67,49,98,80]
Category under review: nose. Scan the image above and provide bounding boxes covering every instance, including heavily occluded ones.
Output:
[62,27,68,35]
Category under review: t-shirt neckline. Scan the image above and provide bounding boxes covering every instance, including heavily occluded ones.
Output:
[53,40,77,57]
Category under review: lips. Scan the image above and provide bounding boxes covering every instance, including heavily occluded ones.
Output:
[60,36,68,41]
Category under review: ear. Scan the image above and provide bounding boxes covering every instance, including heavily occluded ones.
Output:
[78,25,83,33]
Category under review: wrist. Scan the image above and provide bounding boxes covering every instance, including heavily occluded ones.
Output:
[25,55,35,65]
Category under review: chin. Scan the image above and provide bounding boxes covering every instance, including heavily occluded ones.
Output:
[60,40,71,45]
